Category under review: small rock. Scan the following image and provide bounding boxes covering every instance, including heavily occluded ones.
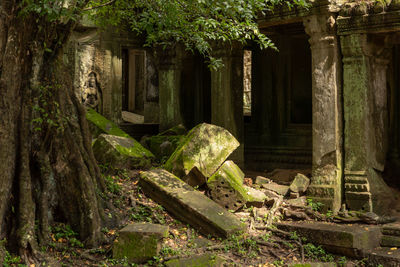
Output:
[289,173,310,194]
[262,182,289,196]
[255,176,272,185]
[165,253,225,267]
[113,223,169,263]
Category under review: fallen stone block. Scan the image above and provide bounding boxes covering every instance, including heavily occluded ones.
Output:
[277,222,382,258]
[255,176,272,186]
[207,161,247,211]
[262,182,289,196]
[164,123,239,187]
[289,173,310,194]
[86,108,154,158]
[113,223,169,263]
[165,253,225,267]
[140,169,246,237]
[93,134,153,169]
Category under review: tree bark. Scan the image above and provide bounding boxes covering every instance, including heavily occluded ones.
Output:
[0,0,105,263]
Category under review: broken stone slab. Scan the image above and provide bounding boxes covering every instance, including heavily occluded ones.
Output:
[381,235,400,247]
[122,111,144,124]
[255,176,272,186]
[164,123,240,187]
[92,134,153,169]
[289,173,310,194]
[207,161,247,211]
[165,253,225,267]
[113,223,169,263]
[139,169,246,237]
[261,182,289,196]
[86,108,154,158]
[277,222,382,258]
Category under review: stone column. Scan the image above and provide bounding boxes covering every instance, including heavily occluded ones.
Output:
[158,47,184,131]
[341,34,393,214]
[303,14,343,213]
[210,43,244,167]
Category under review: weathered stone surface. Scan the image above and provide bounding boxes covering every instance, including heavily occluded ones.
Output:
[366,247,400,267]
[261,182,289,196]
[165,253,225,267]
[286,196,307,207]
[139,169,246,237]
[255,176,272,185]
[381,235,400,247]
[86,108,154,157]
[277,222,382,257]
[207,161,247,211]
[164,123,240,186]
[121,111,144,124]
[113,223,169,263]
[244,186,266,208]
[92,134,152,169]
[383,223,400,236]
[289,173,310,194]
[266,169,311,184]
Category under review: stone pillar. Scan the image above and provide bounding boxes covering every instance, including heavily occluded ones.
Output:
[158,47,184,131]
[341,34,393,214]
[303,14,343,213]
[210,44,244,167]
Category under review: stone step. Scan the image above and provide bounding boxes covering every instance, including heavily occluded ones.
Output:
[366,247,400,267]
[276,222,381,258]
[140,169,246,237]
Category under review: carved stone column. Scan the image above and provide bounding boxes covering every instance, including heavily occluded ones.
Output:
[210,43,244,167]
[158,47,184,131]
[303,14,343,213]
[341,34,393,214]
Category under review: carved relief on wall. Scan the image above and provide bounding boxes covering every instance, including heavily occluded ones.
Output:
[82,71,102,110]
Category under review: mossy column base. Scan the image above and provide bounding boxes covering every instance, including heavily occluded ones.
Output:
[341,33,393,215]
[303,14,343,213]
[158,47,184,132]
[210,43,244,167]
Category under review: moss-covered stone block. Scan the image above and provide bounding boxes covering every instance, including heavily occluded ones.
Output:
[86,108,154,159]
[165,253,225,267]
[207,161,248,211]
[139,169,246,237]
[164,123,239,187]
[93,134,152,169]
[113,223,169,263]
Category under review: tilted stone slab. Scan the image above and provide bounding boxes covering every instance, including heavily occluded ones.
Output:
[207,161,247,211]
[113,223,169,263]
[93,134,152,169]
[262,182,289,196]
[277,222,381,258]
[139,169,246,237]
[164,123,239,186]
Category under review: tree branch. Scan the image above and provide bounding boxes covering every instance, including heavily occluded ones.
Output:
[83,0,116,11]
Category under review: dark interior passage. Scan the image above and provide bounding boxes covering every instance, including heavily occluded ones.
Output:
[245,23,312,172]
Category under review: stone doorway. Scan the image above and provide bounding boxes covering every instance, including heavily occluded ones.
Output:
[245,23,312,174]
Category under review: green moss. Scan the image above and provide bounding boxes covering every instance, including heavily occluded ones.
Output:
[86,108,154,158]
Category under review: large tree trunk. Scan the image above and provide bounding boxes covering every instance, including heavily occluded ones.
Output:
[0,0,106,263]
